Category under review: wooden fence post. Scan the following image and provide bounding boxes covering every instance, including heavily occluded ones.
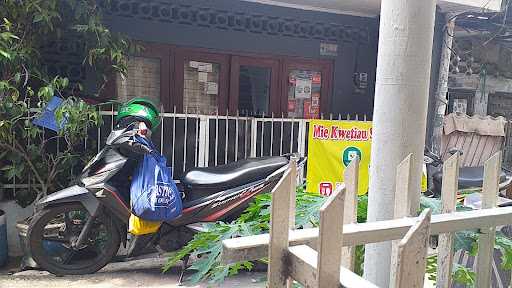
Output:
[476,152,501,288]
[317,184,346,287]
[392,209,432,288]
[341,156,359,271]
[394,154,415,217]
[436,153,459,288]
[268,168,294,288]
[391,154,414,284]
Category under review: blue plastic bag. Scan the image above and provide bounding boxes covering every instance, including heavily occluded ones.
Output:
[130,136,182,221]
[32,96,67,132]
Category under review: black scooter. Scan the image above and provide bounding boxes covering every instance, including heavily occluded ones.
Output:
[423,147,512,197]
[24,121,303,277]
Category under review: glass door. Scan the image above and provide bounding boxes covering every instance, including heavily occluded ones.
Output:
[282,59,332,118]
[174,49,230,114]
[229,56,280,116]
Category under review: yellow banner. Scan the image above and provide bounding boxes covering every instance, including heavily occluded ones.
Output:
[306,120,372,196]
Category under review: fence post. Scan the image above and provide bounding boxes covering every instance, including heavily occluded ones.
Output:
[298,120,307,157]
[250,118,257,157]
[476,152,501,288]
[436,153,459,288]
[268,168,294,288]
[317,185,345,288]
[341,156,359,270]
[198,116,208,167]
[392,209,432,288]
[391,154,415,285]
[394,154,415,217]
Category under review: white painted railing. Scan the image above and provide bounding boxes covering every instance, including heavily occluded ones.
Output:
[221,152,512,287]
[95,108,370,179]
[0,108,369,199]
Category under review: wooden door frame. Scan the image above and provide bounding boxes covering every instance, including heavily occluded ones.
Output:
[229,55,280,115]
[280,57,333,117]
[100,42,172,111]
[174,48,230,114]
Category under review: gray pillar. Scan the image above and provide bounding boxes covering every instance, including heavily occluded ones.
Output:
[432,15,456,155]
[363,0,437,286]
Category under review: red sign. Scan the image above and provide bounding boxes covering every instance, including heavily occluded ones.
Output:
[319,182,333,196]
[303,100,312,119]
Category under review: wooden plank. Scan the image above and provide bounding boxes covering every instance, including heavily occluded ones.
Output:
[436,153,459,288]
[267,168,293,288]
[459,133,473,166]
[488,137,504,162]
[463,133,480,167]
[392,209,432,288]
[317,185,345,288]
[477,137,496,166]
[476,152,501,288]
[441,133,459,161]
[391,154,414,285]
[472,135,488,166]
[462,133,476,167]
[454,132,466,154]
[288,245,380,288]
[287,245,318,288]
[394,154,415,218]
[341,156,359,271]
[287,245,379,288]
[340,266,380,288]
[221,206,512,264]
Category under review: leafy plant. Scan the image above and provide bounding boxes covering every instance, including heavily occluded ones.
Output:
[163,187,370,284]
[0,0,135,206]
[421,195,512,287]
[163,186,326,283]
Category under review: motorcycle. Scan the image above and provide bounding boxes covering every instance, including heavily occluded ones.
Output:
[24,121,304,277]
[423,147,512,197]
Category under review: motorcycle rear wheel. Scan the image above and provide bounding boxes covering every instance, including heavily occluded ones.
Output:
[27,203,120,275]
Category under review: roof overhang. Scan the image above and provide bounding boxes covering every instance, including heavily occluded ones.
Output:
[241,0,504,17]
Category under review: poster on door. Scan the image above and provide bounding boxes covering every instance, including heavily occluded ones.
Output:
[295,78,312,99]
[306,120,372,196]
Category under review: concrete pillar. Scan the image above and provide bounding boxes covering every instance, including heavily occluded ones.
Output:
[363,0,437,286]
[432,15,456,155]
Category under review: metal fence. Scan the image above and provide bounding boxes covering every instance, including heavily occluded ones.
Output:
[95,107,370,180]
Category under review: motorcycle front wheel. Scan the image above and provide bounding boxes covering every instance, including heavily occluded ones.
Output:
[27,203,120,275]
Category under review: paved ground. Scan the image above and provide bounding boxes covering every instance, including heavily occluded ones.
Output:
[0,256,266,288]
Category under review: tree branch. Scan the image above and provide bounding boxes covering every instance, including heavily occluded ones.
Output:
[0,141,45,188]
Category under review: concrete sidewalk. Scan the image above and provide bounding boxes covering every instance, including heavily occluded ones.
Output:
[0,256,266,288]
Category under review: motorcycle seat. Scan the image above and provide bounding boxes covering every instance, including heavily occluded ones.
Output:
[433,166,507,189]
[181,156,288,191]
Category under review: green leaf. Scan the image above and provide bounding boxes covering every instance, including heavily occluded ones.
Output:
[452,264,476,287]
[0,50,11,60]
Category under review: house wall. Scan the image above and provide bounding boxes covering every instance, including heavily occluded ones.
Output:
[100,0,379,117]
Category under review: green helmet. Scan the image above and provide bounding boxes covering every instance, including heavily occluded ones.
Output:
[116,98,160,132]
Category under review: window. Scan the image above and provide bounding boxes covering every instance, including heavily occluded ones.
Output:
[238,65,271,117]
[182,61,220,114]
[116,56,161,105]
